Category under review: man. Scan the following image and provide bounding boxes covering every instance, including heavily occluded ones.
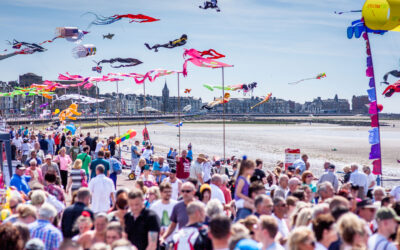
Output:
[89,165,115,213]
[273,174,289,199]
[131,140,141,173]
[255,215,285,250]
[163,168,182,200]
[105,222,123,245]
[189,154,206,184]
[176,150,190,180]
[250,159,266,184]
[10,164,30,195]
[77,145,91,179]
[78,213,108,249]
[254,194,273,217]
[84,132,93,152]
[373,187,386,203]
[368,207,400,250]
[357,198,377,223]
[317,164,339,192]
[25,150,42,167]
[150,182,178,242]
[124,188,160,250]
[12,133,23,151]
[61,188,94,238]
[172,201,212,250]
[202,156,212,184]
[287,177,300,197]
[363,166,376,199]
[161,182,195,242]
[46,134,55,156]
[208,215,231,250]
[39,135,48,155]
[108,136,116,156]
[312,214,337,250]
[158,157,170,183]
[212,160,229,177]
[317,182,335,202]
[210,174,226,204]
[349,164,368,199]
[90,150,110,179]
[272,197,289,240]
[41,155,60,179]
[29,203,63,250]
[294,154,309,175]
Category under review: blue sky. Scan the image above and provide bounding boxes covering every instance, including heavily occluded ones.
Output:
[2,0,400,112]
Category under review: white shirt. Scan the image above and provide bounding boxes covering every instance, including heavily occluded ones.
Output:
[272,214,289,238]
[12,137,23,149]
[165,177,181,200]
[350,170,368,195]
[368,233,397,250]
[315,242,328,250]
[210,183,226,204]
[390,186,400,201]
[142,149,153,160]
[189,160,203,181]
[150,199,178,241]
[95,141,104,153]
[367,173,376,190]
[89,174,115,213]
[202,161,212,183]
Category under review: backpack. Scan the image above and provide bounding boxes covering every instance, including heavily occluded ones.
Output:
[173,223,211,250]
[111,158,122,174]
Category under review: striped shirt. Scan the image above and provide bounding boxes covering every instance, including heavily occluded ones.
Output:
[69,169,84,192]
[29,219,63,250]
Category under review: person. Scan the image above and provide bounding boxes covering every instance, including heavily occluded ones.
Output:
[363,165,376,199]
[202,156,212,184]
[54,147,72,191]
[33,142,45,164]
[105,222,123,245]
[21,138,31,163]
[212,160,229,177]
[66,159,86,195]
[158,157,170,183]
[10,164,30,195]
[39,134,49,155]
[124,188,160,250]
[373,186,386,203]
[250,159,266,184]
[301,171,316,200]
[176,150,190,180]
[235,159,255,220]
[25,150,42,167]
[69,140,80,162]
[84,132,93,152]
[254,215,285,250]
[41,155,61,180]
[189,154,206,184]
[254,194,273,217]
[220,174,232,206]
[150,182,178,242]
[294,154,309,175]
[46,134,55,156]
[140,165,157,187]
[76,145,91,180]
[90,150,110,179]
[95,138,104,156]
[161,182,196,243]
[12,133,23,151]
[312,214,337,250]
[287,177,300,197]
[337,212,368,249]
[186,143,193,162]
[317,182,335,203]
[105,151,121,188]
[29,203,63,250]
[44,173,65,203]
[108,196,129,224]
[272,197,289,241]
[368,207,400,250]
[273,174,289,199]
[78,213,108,249]
[142,144,153,162]
[200,184,211,204]
[349,163,368,199]
[208,215,231,250]
[108,137,116,157]
[61,188,94,239]
[163,168,182,200]
[210,174,226,205]
[357,198,377,224]
[89,165,115,213]
[145,186,160,208]
[71,214,93,242]
[287,226,316,250]
[25,159,43,187]
[172,201,212,250]
[153,156,161,183]
[131,140,141,174]
[317,164,339,192]
[0,222,25,250]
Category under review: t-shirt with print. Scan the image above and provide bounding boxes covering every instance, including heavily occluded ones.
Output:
[150,199,178,241]
[176,157,190,180]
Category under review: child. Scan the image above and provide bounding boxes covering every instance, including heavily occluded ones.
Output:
[234,159,255,221]
[152,156,161,183]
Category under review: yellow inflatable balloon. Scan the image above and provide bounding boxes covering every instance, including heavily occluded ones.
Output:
[54,109,60,115]
[362,0,400,31]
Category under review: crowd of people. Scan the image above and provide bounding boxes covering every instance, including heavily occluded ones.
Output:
[1,126,400,250]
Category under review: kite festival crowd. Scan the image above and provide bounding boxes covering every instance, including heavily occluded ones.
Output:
[1,126,400,250]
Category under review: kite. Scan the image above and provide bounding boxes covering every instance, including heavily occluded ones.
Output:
[65,123,77,135]
[334,10,361,15]
[84,12,160,27]
[58,72,123,89]
[145,34,188,52]
[58,103,82,121]
[201,93,230,110]
[183,48,232,76]
[184,89,191,94]
[199,0,221,12]
[55,27,89,43]
[114,129,137,145]
[347,19,386,39]
[183,105,192,112]
[0,87,54,99]
[92,58,142,73]
[382,81,400,97]
[148,120,183,127]
[288,73,326,85]
[72,44,96,58]
[203,84,214,91]
[1,40,47,59]
[109,69,181,85]
[212,86,232,91]
[39,103,49,109]
[382,70,400,85]
[103,33,115,39]
[251,93,272,110]
[54,94,104,104]
[228,82,258,94]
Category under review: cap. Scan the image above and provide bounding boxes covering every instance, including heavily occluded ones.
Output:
[170,168,177,174]
[45,154,52,160]
[215,160,221,166]
[144,165,150,170]
[288,165,295,171]
[16,164,26,171]
[357,198,377,209]
[329,164,336,169]
[376,207,400,222]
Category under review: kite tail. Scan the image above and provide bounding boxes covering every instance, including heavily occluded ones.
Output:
[334,10,361,15]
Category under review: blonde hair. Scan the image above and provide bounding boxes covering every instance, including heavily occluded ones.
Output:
[138,158,146,167]
[147,186,161,200]
[295,207,313,227]
[288,226,315,250]
[73,159,82,169]
[17,204,37,219]
[59,147,66,154]
[337,213,367,245]
[231,222,250,236]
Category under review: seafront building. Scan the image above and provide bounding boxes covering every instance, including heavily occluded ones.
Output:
[0,73,370,117]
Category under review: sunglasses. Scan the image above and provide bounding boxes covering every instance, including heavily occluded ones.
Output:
[181,190,193,193]
[306,175,313,178]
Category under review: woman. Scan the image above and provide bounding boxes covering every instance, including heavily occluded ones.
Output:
[302,171,317,202]
[25,159,43,187]
[295,207,313,227]
[65,135,72,154]
[66,159,86,195]
[142,145,153,162]
[145,186,160,208]
[54,147,72,191]
[108,196,129,224]
[72,213,93,241]
[337,213,368,250]
[200,184,212,204]
[287,226,316,250]
[312,214,337,250]
[140,165,156,187]
[44,173,65,203]
[134,158,147,177]
[16,204,37,224]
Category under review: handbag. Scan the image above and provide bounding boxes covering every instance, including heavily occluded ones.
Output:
[80,169,88,187]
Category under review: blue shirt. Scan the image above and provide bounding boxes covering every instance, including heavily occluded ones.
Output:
[10,174,30,194]
[46,139,55,153]
[131,145,139,159]
[30,219,63,250]
[187,150,193,160]
[160,164,170,182]
[153,162,161,171]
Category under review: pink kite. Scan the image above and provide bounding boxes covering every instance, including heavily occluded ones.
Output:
[182,49,232,76]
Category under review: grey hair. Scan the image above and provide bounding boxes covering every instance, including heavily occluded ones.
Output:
[288,177,300,185]
[29,159,37,166]
[362,165,371,173]
[312,203,329,219]
[211,174,222,184]
[278,174,289,184]
[221,174,229,185]
[373,186,386,196]
[317,182,333,196]
[350,163,359,169]
[38,203,57,220]
[205,199,224,218]
[187,200,205,216]
[31,190,46,206]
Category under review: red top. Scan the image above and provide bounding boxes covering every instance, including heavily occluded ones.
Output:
[176,157,190,180]
[54,135,60,145]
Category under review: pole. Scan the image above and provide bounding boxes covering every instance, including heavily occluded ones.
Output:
[222,67,226,161]
[143,82,147,129]
[96,82,99,136]
[177,73,181,153]
[117,81,120,139]
[78,85,81,134]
